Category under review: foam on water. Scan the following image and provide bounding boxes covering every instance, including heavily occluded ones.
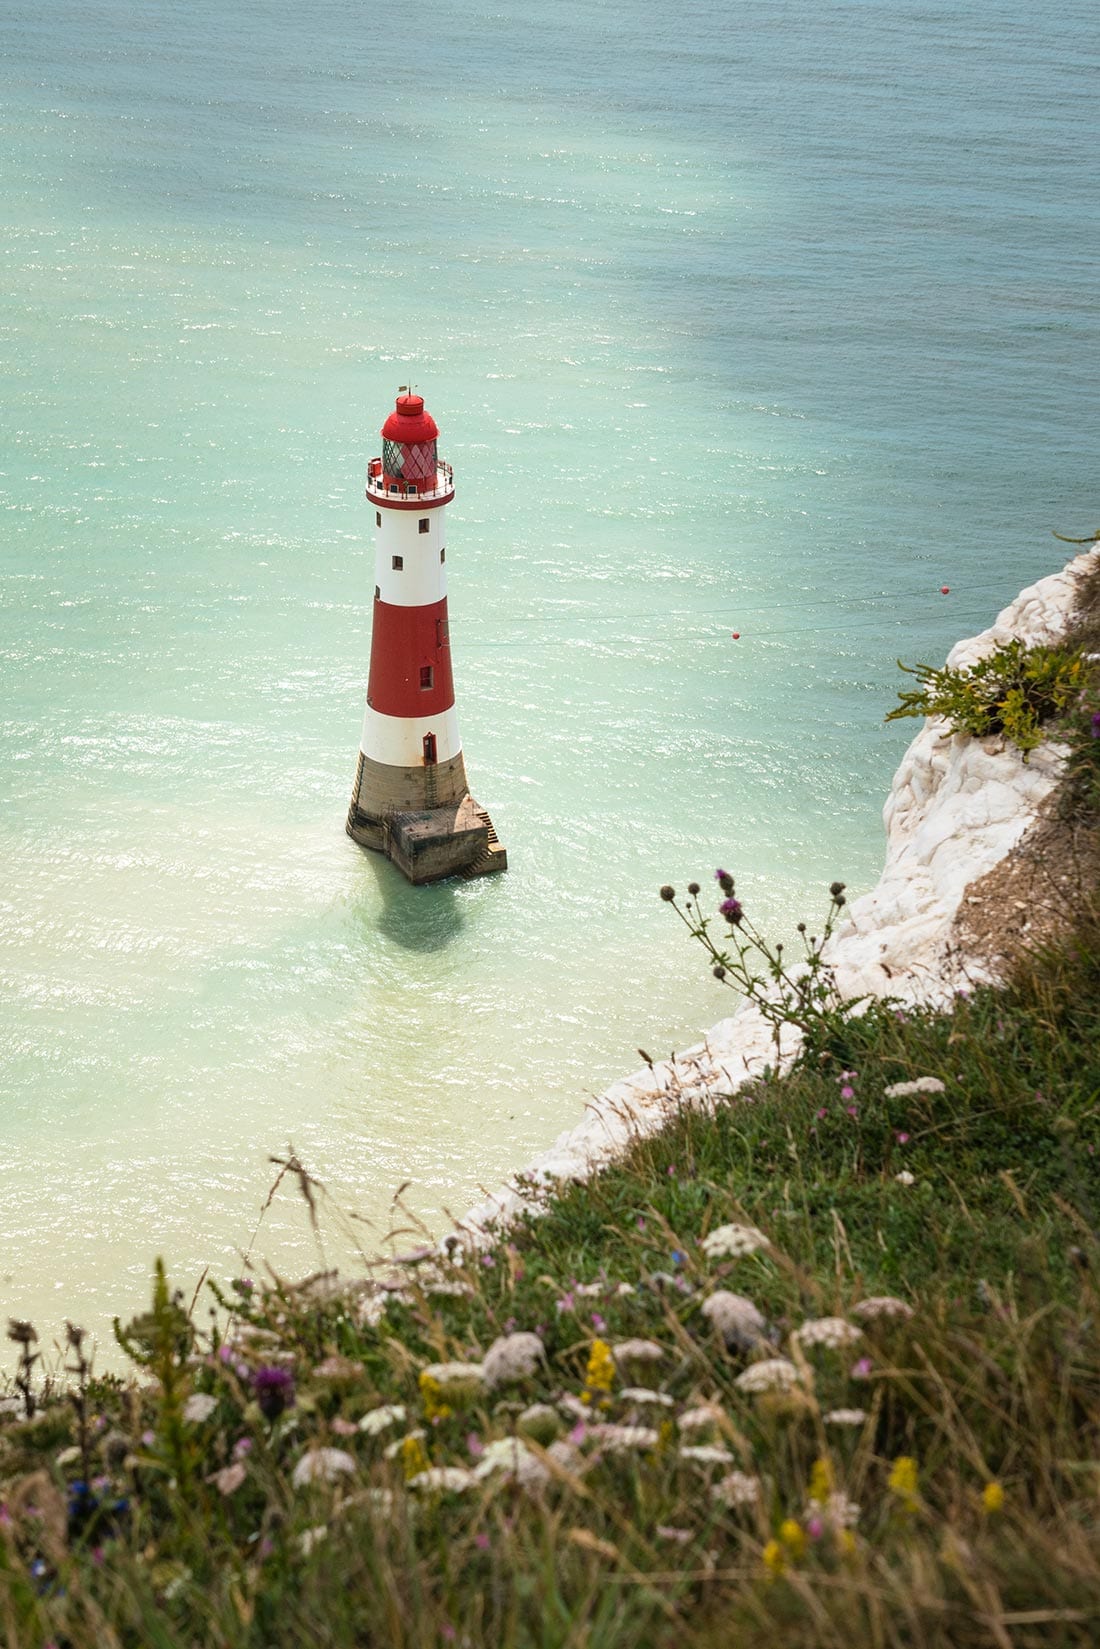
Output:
[1,0,1097,1350]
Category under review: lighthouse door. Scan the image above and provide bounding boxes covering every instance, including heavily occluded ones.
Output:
[422,732,437,765]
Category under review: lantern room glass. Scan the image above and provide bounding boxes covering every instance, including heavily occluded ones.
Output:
[383,437,437,483]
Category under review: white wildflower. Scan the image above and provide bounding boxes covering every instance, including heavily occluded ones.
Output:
[481,1332,544,1389]
[735,1358,800,1395]
[794,1317,862,1351]
[545,1438,583,1472]
[585,1424,660,1453]
[408,1466,478,1493]
[298,1525,328,1555]
[895,1170,916,1186]
[614,1282,636,1296]
[313,1355,362,1382]
[421,1360,486,1393]
[851,1296,914,1321]
[701,1291,767,1349]
[55,1446,81,1467]
[473,1437,549,1488]
[557,1394,589,1421]
[677,1404,725,1435]
[291,1448,357,1488]
[679,1444,735,1466]
[423,1279,472,1298]
[807,1491,861,1529]
[182,1393,218,1424]
[575,1282,604,1297]
[712,1470,762,1508]
[619,1387,674,1408]
[883,1077,944,1098]
[701,1223,769,1260]
[612,1338,666,1366]
[824,1408,867,1427]
[656,1524,694,1544]
[355,1293,387,1328]
[358,1403,407,1437]
[210,1462,247,1496]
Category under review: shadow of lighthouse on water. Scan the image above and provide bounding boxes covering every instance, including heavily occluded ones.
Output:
[362,850,467,954]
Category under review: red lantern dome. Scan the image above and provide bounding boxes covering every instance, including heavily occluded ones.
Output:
[381,393,439,445]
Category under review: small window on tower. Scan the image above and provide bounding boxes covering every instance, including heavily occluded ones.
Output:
[418,518,430,534]
[392,555,403,571]
[376,511,381,527]
[419,665,434,690]
[440,547,446,563]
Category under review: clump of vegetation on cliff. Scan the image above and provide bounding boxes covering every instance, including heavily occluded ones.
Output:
[2,563,1099,1649]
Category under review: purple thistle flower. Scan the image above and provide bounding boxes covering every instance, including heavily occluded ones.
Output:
[719,897,743,925]
[1091,711,1100,739]
[251,1364,295,1421]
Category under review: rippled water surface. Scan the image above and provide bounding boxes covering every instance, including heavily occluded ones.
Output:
[1,0,1097,1351]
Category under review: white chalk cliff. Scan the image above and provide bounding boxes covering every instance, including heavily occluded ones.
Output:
[460,548,1097,1237]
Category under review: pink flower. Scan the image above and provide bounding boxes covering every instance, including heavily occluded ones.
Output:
[591,1313,606,1332]
[816,1108,827,1120]
[846,1105,858,1117]
[850,1357,873,1380]
[806,1517,824,1540]
[840,1085,855,1101]
[895,1131,910,1145]
[467,1433,484,1459]
[475,1532,490,1551]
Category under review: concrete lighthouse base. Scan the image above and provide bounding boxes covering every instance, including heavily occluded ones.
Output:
[346,793,507,885]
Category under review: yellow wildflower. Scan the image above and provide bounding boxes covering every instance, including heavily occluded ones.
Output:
[837,1528,857,1559]
[400,1434,430,1481]
[418,1372,453,1423]
[981,1480,1005,1514]
[582,1338,616,1408]
[779,1518,805,1558]
[888,1454,919,1510]
[762,1538,786,1579]
[808,1456,833,1503]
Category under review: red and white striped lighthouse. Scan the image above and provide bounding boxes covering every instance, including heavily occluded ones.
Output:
[346,390,506,884]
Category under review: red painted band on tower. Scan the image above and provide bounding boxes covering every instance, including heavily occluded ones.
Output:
[367,597,455,717]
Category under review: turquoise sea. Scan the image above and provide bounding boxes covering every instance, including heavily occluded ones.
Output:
[2,0,1097,1353]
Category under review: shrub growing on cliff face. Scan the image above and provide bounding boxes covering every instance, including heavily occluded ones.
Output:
[886,637,1085,756]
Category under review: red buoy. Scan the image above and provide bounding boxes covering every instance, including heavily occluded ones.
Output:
[731,632,740,640]
[940,585,950,595]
